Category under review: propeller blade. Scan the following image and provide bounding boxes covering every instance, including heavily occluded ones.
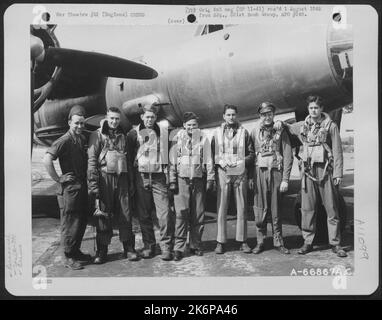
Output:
[43,47,158,79]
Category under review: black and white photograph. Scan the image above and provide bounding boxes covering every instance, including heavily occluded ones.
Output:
[3,4,379,296]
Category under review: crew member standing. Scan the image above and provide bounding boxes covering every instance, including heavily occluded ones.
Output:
[169,112,215,261]
[43,105,91,270]
[127,103,175,261]
[212,104,255,254]
[282,95,347,257]
[250,102,293,255]
[87,107,138,264]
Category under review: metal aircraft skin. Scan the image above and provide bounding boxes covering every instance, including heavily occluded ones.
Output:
[31,24,353,146]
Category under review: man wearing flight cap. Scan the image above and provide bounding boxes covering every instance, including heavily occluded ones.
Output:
[43,105,92,270]
[127,102,175,261]
[250,102,293,255]
[169,112,215,261]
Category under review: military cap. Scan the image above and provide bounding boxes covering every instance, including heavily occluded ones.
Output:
[142,102,160,115]
[258,102,275,114]
[68,105,86,120]
[183,111,199,123]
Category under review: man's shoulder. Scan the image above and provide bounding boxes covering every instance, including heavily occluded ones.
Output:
[249,124,261,137]
[242,127,250,139]
[52,131,71,146]
[172,128,183,140]
[127,127,138,137]
[287,121,303,136]
[328,120,339,131]
[47,132,70,157]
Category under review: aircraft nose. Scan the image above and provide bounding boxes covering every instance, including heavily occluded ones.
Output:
[31,34,45,62]
[327,26,353,93]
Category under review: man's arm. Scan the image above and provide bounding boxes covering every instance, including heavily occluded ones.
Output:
[44,137,75,184]
[126,129,139,189]
[330,123,343,182]
[43,153,60,183]
[281,129,293,182]
[126,129,138,168]
[210,133,218,168]
[168,132,178,184]
[244,129,255,178]
[204,133,215,181]
[274,120,304,144]
[87,131,101,198]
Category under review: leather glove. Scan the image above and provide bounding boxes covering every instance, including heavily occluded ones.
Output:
[169,182,179,195]
[249,178,257,194]
[206,180,216,193]
[59,172,75,184]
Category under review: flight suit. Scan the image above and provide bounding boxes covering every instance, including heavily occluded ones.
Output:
[87,121,135,249]
[251,124,293,247]
[169,128,214,252]
[289,113,343,246]
[127,123,174,253]
[212,123,255,244]
[46,130,88,258]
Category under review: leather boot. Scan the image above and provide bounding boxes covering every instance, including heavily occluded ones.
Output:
[94,244,108,264]
[297,243,313,255]
[215,242,225,254]
[122,242,139,261]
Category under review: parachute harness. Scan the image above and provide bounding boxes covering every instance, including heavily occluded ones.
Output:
[257,122,283,189]
[299,113,333,190]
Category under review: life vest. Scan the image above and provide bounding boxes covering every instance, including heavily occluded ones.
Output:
[252,123,283,170]
[300,112,333,164]
[215,123,245,176]
[176,129,209,179]
[98,128,128,175]
[135,122,168,173]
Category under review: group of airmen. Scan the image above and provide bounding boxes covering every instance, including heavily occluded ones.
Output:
[43,95,348,270]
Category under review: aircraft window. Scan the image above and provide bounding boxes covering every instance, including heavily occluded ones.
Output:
[208,25,224,33]
[200,24,224,36]
[201,25,208,35]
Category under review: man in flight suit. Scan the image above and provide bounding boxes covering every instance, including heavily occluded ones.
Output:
[43,105,91,270]
[212,104,255,254]
[169,112,215,261]
[250,102,293,255]
[87,107,138,264]
[127,103,175,261]
[278,95,347,257]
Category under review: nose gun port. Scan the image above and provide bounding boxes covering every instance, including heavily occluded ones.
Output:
[327,26,353,94]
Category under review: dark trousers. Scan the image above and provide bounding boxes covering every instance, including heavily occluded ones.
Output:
[301,165,341,246]
[96,172,134,247]
[135,172,174,252]
[174,177,205,252]
[57,181,88,257]
[253,167,284,247]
